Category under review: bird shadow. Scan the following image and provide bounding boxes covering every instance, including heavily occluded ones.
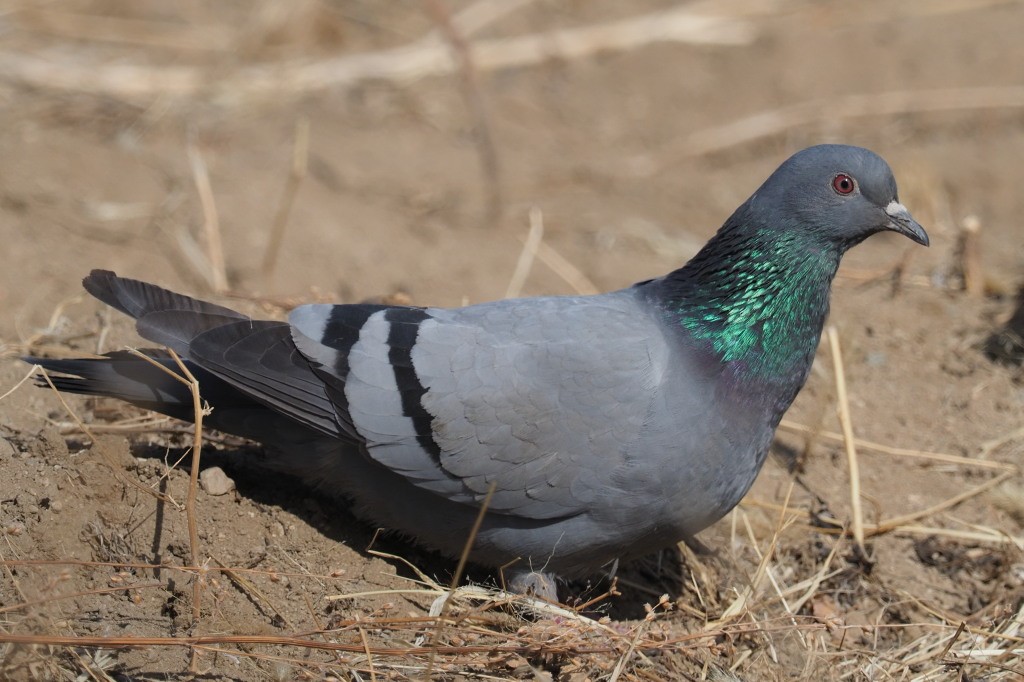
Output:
[127,441,712,621]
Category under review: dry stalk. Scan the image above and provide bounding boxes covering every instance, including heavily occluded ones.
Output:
[826,326,866,554]
[0,582,164,615]
[0,8,752,103]
[836,267,934,289]
[865,469,1016,537]
[126,347,209,670]
[166,348,207,672]
[715,483,795,624]
[0,557,380,582]
[742,496,1024,547]
[886,524,1023,546]
[356,616,377,682]
[15,9,236,51]
[0,364,42,402]
[262,117,310,280]
[526,238,601,296]
[672,86,1024,159]
[185,132,228,293]
[0,632,619,656]
[423,482,496,679]
[300,592,349,670]
[504,207,544,299]
[0,547,30,608]
[979,424,1024,459]
[959,215,984,296]
[211,556,295,631]
[424,0,503,227]
[415,0,540,44]
[778,419,1017,472]
[608,602,663,682]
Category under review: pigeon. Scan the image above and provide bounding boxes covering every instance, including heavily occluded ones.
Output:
[28,144,928,600]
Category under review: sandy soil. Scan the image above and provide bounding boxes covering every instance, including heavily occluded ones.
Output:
[0,1,1022,680]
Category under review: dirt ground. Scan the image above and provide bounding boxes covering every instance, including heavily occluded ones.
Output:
[1,1,1023,680]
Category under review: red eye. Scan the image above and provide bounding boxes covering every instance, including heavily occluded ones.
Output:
[832,173,855,195]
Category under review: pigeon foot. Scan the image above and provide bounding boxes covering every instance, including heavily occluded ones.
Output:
[507,570,559,602]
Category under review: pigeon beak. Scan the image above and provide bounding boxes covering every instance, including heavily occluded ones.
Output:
[884,201,929,246]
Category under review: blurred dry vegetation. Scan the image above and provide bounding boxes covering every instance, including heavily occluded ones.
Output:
[0,1,1023,680]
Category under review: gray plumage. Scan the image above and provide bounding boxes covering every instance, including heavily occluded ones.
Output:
[29,144,928,597]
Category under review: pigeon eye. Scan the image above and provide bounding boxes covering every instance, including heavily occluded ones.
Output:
[832,173,856,195]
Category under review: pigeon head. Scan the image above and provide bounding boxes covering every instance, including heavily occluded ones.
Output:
[662,144,928,385]
[749,144,928,249]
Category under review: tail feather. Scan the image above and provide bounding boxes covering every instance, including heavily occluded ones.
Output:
[28,350,214,422]
[45,270,349,441]
[28,351,324,444]
[83,270,248,354]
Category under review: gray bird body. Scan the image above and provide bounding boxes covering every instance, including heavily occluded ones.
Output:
[287,289,766,576]
[30,145,928,590]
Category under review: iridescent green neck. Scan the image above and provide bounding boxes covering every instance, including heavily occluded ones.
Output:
[668,229,840,380]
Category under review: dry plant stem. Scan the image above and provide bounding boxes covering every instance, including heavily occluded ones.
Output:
[979,424,1024,459]
[262,117,310,280]
[152,347,207,672]
[798,473,1017,540]
[777,419,1016,472]
[939,621,968,663]
[0,8,752,103]
[890,524,1022,546]
[571,580,621,613]
[959,215,983,296]
[900,592,1024,648]
[301,593,349,671]
[16,9,236,51]
[608,618,653,682]
[741,497,1024,546]
[0,632,619,657]
[186,132,227,293]
[0,364,41,402]
[675,86,1024,158]
[211,556,295,631]
[52,422,188,436]
[424,0,503,226]
[865,469,1016,537]
[836,267,933,289]
[66,648,105,682]
[827,326,866,554]
[356,618,377,682]
[425,0,541,41]
[1,557,388,582]
[0,582,164,615]
[14,293,86,353]
[368,549,440,589]
[504,207,543,299]
[715,483,795,624]
[0,548,29,607]
[526,238,601,295]
[423,482,496,680]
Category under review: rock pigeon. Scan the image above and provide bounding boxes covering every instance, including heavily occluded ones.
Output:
[28,144,928,600]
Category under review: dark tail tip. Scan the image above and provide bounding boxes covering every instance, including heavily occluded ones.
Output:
[82,269,124,313]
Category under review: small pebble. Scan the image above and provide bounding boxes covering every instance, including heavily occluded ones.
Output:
[199,467,235,496]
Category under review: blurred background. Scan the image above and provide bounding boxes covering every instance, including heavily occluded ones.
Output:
[1,1,1022,679]
[3,0,1022,324]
